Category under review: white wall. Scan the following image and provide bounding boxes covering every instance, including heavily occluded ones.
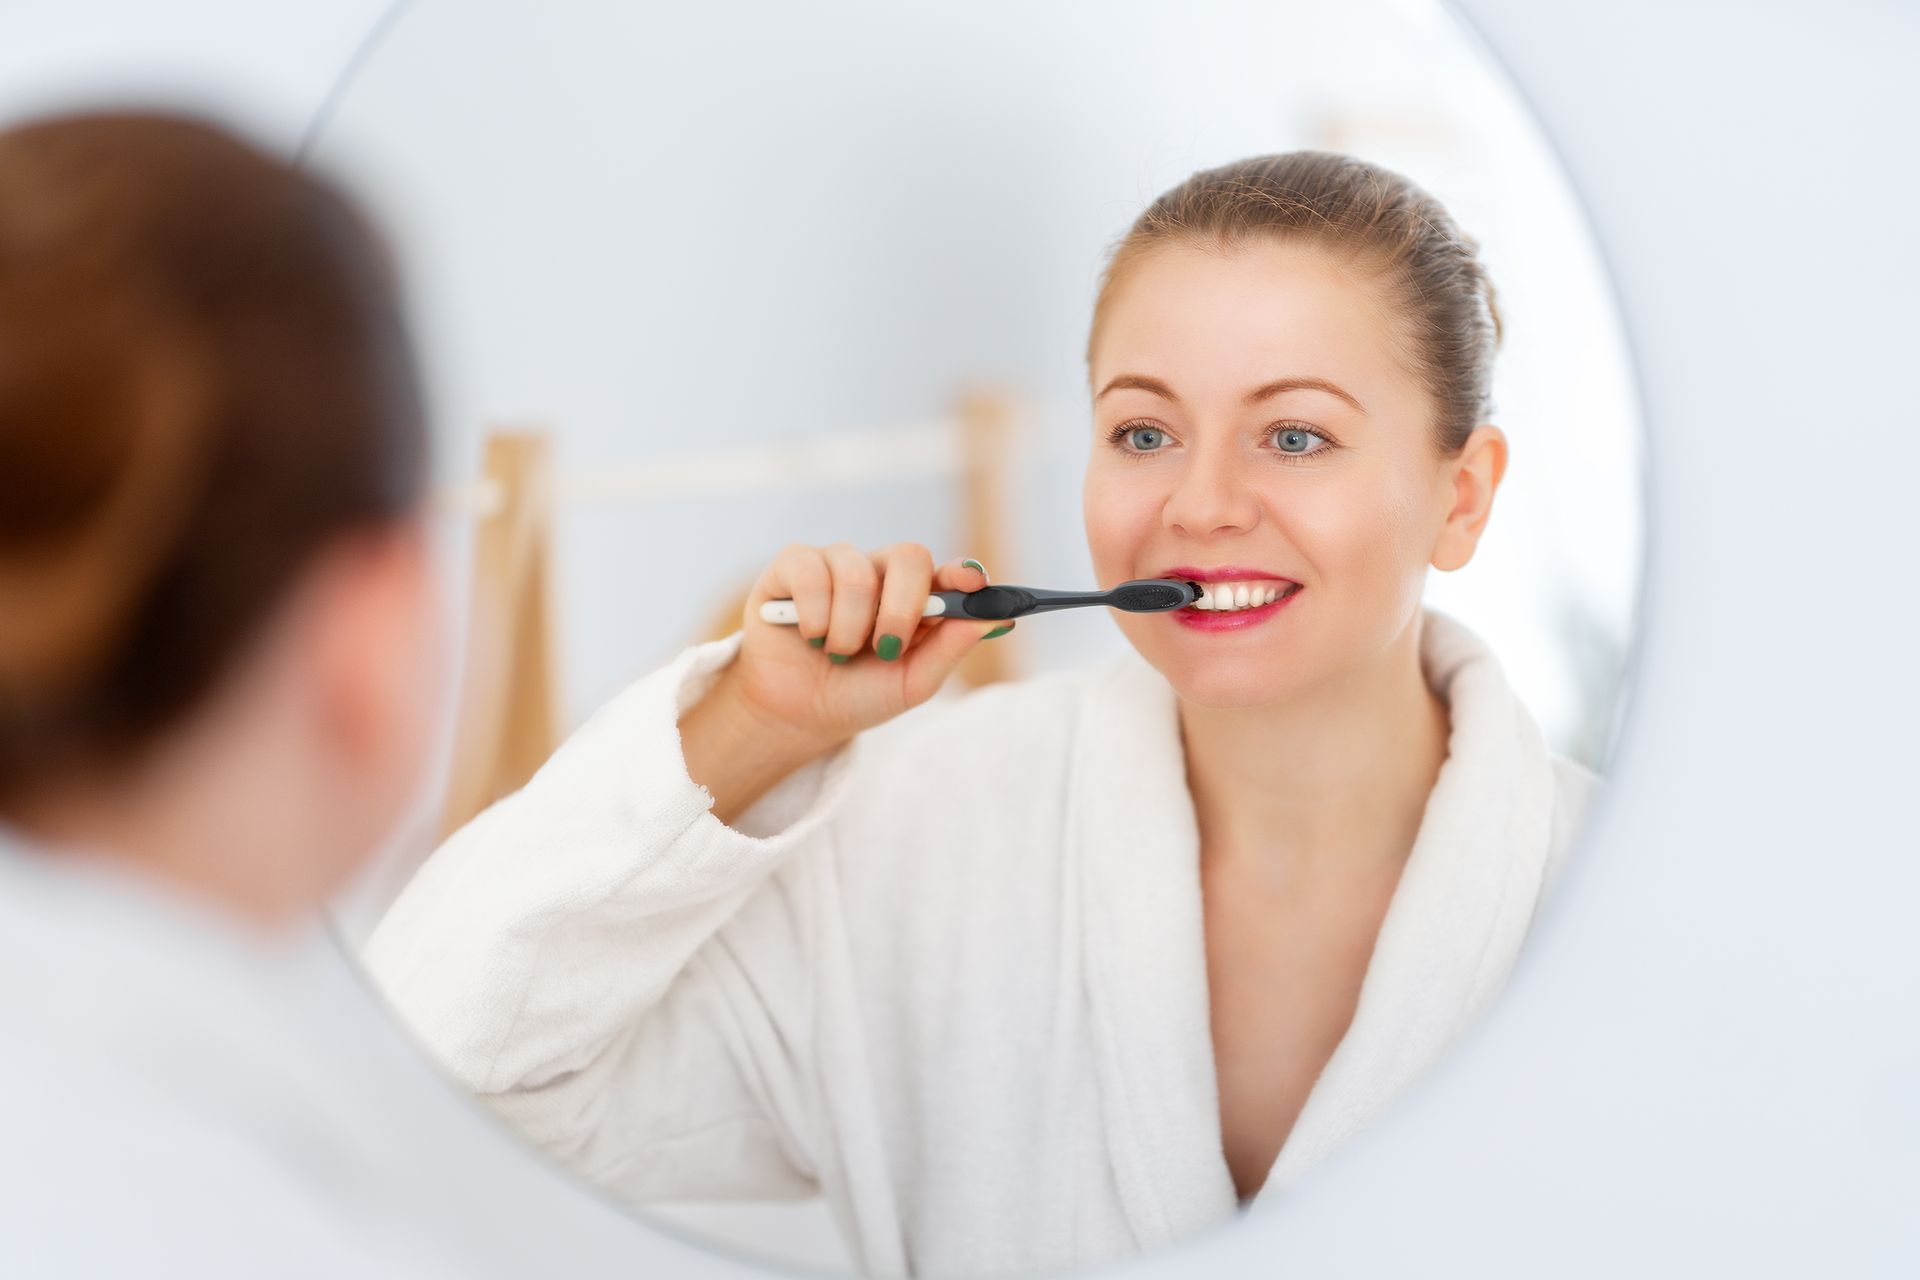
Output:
[0,0,388,150]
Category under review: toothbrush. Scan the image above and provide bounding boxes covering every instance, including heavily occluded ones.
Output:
[757,578,1204,625]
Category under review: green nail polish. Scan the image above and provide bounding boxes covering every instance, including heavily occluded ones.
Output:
[962,558,988,578]
[807,636,826,649]
[984,624,1013,640]
[828,652,850,664]
[877,634,903,661]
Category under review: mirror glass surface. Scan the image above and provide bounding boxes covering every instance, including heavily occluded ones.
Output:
[312,0,1644,1273]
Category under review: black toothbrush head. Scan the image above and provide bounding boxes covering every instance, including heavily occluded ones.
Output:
[1107,578,1203,613]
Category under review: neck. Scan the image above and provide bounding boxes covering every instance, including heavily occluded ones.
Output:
[1180,609,1451,878]
[6,729,327,933]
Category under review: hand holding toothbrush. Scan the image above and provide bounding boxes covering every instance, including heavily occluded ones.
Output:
[681,542,1005,821]
[681,540,1199,823]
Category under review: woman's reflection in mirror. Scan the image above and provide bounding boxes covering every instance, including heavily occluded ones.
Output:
[366,152,1602,1278]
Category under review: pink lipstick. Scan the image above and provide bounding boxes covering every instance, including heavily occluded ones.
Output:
[1160,566,1304,633]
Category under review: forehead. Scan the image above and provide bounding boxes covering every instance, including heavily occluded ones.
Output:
[1092,238,1422,410]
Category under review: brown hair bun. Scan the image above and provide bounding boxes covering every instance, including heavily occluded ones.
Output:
[0,110,426,795]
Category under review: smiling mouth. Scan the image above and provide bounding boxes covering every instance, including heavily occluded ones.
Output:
[1185,580,1303,612]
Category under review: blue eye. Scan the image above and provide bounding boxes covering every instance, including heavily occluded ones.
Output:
[1124,425,1167,452]
[1271,425,1328,455]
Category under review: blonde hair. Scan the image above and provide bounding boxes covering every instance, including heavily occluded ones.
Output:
[1086,150,1502,454]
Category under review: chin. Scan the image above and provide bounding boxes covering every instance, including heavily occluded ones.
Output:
[1120,621,1312,710]
[1158,656,1305,710]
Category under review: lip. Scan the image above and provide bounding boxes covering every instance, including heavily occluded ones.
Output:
[1161,565,1300,585]
[1156,567,1304,632]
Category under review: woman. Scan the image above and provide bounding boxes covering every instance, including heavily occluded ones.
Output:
[0,110,470,1274]
[365,152,1601,1277]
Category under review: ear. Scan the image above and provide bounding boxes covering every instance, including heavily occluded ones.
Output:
[1430,424,1508,572]
[307,521,436,779]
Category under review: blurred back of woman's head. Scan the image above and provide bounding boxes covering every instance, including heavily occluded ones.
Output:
[0,110,438,917]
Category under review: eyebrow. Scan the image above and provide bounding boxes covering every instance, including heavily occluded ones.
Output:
[1095,373,1365,413]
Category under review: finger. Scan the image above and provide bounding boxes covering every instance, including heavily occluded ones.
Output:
[905,555,993,644]
[823,541,879,659]
[756,543,833,644]
[900,610,1003,703]
[870,543,935,661]
[932,555,991,594]
[904,557,991,644]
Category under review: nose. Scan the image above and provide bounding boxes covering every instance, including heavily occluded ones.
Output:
[1162,441,1260,539]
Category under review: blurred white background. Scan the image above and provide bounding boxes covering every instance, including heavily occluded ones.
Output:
[0,0,389,147]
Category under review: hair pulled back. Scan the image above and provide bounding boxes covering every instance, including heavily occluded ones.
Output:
[1088,150,1502,454]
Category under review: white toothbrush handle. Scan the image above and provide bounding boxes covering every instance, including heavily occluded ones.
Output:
[758,597,949,625]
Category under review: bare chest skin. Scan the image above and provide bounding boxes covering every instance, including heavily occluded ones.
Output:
[1201,843,1406,1202]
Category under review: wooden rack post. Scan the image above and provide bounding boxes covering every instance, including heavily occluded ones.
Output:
[439,431,561,839]
[953,385,1017,690]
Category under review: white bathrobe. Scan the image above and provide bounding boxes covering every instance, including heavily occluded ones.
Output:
[363,606,1600,1278]
[0,832,685,1278]
[0,834,477,1278]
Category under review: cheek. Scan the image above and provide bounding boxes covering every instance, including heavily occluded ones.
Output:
[1082,463,1159,578]
[1276,469,1432,587]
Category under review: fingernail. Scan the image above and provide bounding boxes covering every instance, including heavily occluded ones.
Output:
[962,558,989,581]
[807,636,826,649]
[876,634,903,661]
[828,652,850,664]
[984,624,1013,640]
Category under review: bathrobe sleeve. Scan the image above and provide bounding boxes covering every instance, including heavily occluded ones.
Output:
[360,631,856,1203]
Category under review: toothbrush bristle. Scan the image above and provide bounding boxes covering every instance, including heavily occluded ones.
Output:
[1110,579,1198,612]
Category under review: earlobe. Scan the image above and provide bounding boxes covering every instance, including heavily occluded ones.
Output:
[1430,425,1508,573]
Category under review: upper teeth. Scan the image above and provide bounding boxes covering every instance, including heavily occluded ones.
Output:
[1190,580,1296,611]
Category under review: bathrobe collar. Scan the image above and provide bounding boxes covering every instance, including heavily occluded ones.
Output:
[1071,606,1558,1244]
